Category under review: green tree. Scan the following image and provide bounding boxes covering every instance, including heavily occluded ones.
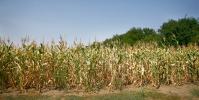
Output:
[142,28,161,42]
[159,17,199,46]
[104,27,159,46]
[104,27,160,46]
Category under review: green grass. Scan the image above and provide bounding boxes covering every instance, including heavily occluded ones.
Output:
[1,90,186,100]
[1,95,51,100]
[190,88,199,97]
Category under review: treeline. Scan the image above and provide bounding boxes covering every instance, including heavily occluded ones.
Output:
[104,17,199,46]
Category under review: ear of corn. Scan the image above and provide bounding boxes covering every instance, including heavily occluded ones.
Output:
[0,39,199,92]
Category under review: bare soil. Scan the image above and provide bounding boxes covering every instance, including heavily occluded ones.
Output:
[0,83,199,98]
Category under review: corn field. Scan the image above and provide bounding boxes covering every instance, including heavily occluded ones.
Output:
[0,39,199,92]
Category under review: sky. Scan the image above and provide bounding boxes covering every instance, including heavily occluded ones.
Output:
[0,0,199,45]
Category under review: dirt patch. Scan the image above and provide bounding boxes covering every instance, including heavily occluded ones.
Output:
[0,83,198,97]
[155,84,199,97]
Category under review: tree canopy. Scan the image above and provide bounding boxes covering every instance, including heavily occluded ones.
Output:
[104,27,160,46]
[159,17,199,46]
[104,17,199,46]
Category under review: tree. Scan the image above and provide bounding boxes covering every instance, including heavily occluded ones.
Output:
[142,28,160,42]
[104,27,159,46]
[159,17,199,46]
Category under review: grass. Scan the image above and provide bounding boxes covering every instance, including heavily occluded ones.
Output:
[2,95,51,100]
[1,90,184,100]
[190,88,199,97]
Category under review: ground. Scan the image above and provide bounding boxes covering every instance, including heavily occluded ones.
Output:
[1,83,199,100]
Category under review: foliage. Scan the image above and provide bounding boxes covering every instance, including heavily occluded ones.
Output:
[159,17,199,46]
[104,28,160,46]
[104,17,199,46]
[0,40,199,92]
